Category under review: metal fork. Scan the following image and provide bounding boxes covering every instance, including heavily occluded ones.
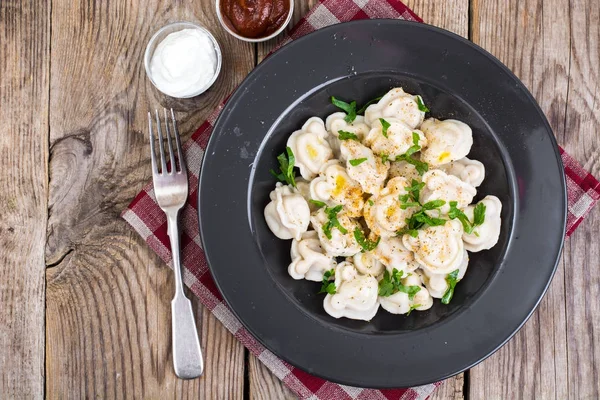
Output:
[149,108,203,379]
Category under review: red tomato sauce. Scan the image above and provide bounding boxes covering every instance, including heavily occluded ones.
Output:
[221,0,290,38]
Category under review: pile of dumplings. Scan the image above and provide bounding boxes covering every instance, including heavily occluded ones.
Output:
[264,88,502,321]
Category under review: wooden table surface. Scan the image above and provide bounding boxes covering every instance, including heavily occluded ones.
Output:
[1,0,599,398]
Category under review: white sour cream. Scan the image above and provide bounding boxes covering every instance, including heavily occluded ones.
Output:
[150,28,218,98]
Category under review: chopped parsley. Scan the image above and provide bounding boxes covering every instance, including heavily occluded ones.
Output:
[318,269,337,295]
[353,228,380,252]
[407,304,421,316]
[397,193,446,237]
[331,97,357,123]
[349,158,368,166]
[269,146,296,187]
[394,133,428,175]
[368,199,374,206]
[473,203,487,226]
[416,95,430,113]
[378,268,421,300]
[310,199,327,208]
[404,132,422,157]
[448,201,486,234]
[357,95,383,114]
[338,130,359,141]
[379,118,391,138]
[322,205,347,239]
[441,269,460,304]
[381,153,390,163]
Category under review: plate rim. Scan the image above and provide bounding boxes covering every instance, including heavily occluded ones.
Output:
[198,19,567,388]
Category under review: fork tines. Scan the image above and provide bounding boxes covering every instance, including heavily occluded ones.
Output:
[148,108,186,175]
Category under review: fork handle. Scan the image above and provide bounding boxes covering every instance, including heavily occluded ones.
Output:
[167,212,204,379]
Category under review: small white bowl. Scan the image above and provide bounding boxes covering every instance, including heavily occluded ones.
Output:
[144,21,223,98]
[216,0,294,43]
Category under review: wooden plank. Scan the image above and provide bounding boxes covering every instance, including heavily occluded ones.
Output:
[249,1,468,398]
[561,0,600,398]
[468,0,590,398]
[0,1,49,398]
[44,0,253,397]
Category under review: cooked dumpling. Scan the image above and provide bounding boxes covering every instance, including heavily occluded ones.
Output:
[323,261,380,320]
[352,251,385,276]
[438,157,485,187]
[325,112,371,141]
[364,88,425,129]
[372,236,419,272]
[287,117,333,180]
[401,219,465,274]
[264,183,310,240]
[340,139,389,194]
[293,178,316,210]
[420,170,477,214]
[463,195,502,252]
[288,231,337,281]
[420,118,473,166]
[364,177,416,237]
[311,208,361,257]
[364,118,428,160]
[388,159,421,182]
[418,249,469,298]
[309,160,364,217]
[379,273,433,314]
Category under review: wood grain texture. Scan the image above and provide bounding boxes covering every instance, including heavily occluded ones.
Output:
[561,0,600,398]
[469,0,600,398]
[0,1,49,398]
[44,0,253,398]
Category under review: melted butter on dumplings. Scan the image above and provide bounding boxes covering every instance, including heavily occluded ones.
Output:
[340,139,389,194]
[287,117,333,180]
[364,177,416,237]
[420,118,473,166]
[309,160,364,217]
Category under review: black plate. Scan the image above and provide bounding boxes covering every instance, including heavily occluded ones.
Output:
[198,20,566,388]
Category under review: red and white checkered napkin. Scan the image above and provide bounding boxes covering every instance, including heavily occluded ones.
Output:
[123,1,600,398]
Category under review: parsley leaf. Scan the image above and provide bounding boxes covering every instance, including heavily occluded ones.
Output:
[448,201,474,234]
[331,97,357,123]
[368,199,374,206]
[416,95,430,113]
[473,203,486,226]
[357,95,383,114]
[378,268,421,300]
[407,304,421,316]
[318,269,337,295]
[310,199,327,208]
[353,228,380,252]
[338,130,359,141]
[269,146,296,187]
[398,154,429,175]
[381,153,389,163]
[399,193,420,210]
[422,200,446,210]
[379,118,391,138]
[322,205,347,239]
[349,158,368,166]
[404,132,422,157]
[441,269,460,304]
[406,180,425,203]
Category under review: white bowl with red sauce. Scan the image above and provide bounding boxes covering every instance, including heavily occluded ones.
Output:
[216,0,294,42]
